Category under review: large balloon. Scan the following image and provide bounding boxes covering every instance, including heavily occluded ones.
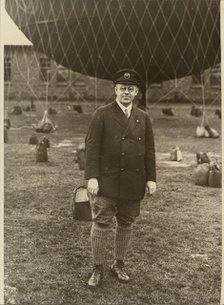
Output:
[5,0,220,85]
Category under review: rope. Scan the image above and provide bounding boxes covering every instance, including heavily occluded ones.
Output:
[200,73,206,126]
[5,0,220,113]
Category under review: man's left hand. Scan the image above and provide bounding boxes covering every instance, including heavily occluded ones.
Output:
[146,181,156,196]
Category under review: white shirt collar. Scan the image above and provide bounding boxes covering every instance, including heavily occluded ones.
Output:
[116,100,132,118]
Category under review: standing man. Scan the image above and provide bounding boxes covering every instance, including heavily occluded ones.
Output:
[85,69,156,288]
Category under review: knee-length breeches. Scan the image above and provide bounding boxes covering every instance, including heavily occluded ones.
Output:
[91,196,140,226]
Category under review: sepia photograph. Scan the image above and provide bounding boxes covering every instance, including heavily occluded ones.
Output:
[2,0,222,304]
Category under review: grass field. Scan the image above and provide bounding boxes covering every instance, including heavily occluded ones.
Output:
[4,100,222,305]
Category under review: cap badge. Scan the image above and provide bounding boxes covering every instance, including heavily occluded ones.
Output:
[124,73,130,79]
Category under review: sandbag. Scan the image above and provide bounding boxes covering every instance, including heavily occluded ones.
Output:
[215,109,221,119]
[77,142,86,170]
[210,128,219,138]
[190,105,196,116]
[4,118,11,130]
[208,163,222,188]
[72,150,78,163]
[194,163,210,186]
[30,98,36,110]
[196,126,209,138]
[196,152,210,164]
[190,106,202,117]
[42,136,50,148]
[194,108,202,117]
[29,134,39,145]
[204,129,210,138]
[48,107,57,115]
[162,108,174,116]
[170,146,182,161]
[35,123,54,133]
[204,125,219,138]
[24,106,31,111]
[196,126,206,138]
[4,127,8,143]
[32,110,56,133]
[11,106,22,115]
[73,105,83,114]
[36,142,48,162]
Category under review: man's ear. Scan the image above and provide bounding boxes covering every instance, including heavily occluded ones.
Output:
[134,87,139,95]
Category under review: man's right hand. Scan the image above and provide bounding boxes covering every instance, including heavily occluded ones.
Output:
[87,178,99,196]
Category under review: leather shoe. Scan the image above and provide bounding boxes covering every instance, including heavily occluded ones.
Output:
[87,265,103,288]
[111,260,130,282]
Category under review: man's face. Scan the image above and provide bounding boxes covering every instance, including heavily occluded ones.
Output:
[115,84,139,106]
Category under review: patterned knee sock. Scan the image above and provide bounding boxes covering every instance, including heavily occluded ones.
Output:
[90,223,110,265]
[115,225,132,261]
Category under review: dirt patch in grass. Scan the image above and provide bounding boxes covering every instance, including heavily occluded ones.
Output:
[4,102,221,305]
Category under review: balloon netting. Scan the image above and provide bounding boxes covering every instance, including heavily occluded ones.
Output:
[5,0,220,84]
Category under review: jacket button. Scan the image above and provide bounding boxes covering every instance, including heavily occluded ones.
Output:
[138,153,142,156]
[121,152,125,156]
[121,168,125,171]
[136,119,140,123]
[122,137,125,140]
[138,137,142,141]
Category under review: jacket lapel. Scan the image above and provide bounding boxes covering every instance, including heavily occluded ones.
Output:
[112,102,129,129]
[123,106,142,137]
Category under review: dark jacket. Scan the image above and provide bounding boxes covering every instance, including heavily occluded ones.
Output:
[85,101,156,201]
